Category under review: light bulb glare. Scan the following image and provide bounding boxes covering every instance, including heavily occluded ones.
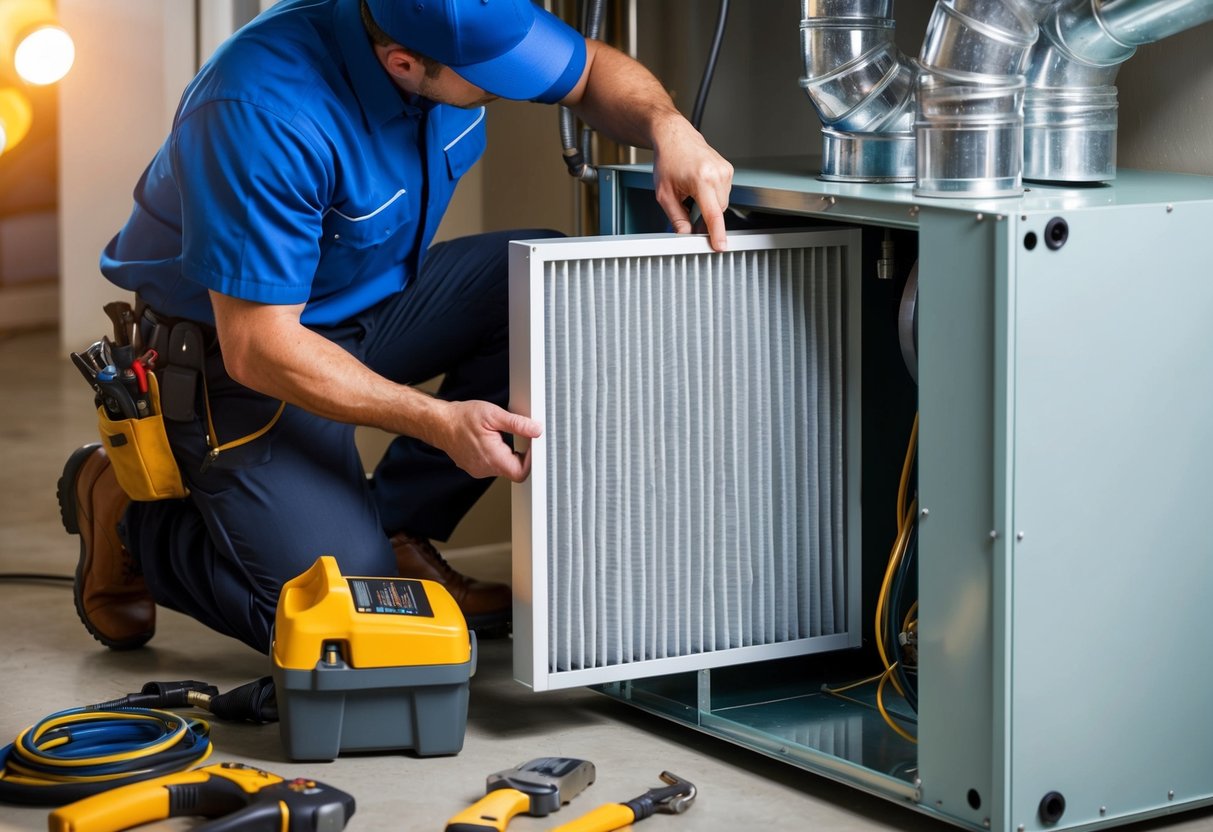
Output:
[14,25,75,85]
[0,124,7,156]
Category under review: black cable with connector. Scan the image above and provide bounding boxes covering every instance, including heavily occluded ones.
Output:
[91,680,220,711]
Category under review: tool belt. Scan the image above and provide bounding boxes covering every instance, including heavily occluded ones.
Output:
[74,300,284,502]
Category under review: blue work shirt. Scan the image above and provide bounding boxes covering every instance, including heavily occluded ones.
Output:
[101,0,581,327]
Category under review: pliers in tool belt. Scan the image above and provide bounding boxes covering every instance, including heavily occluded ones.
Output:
[549,771,696,832]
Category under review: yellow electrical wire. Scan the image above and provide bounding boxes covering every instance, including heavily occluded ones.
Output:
[896,414,919,530]
[822,413,920,744]
[875,414,920,697]
[875,498,916,695]
[821,666,918,744]
[876,666,917,744]
[820,670,887,696]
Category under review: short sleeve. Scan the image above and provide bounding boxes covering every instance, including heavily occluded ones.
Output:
[171,100,332,305]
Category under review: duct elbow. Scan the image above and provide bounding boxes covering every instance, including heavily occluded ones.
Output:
[798,0,917,182]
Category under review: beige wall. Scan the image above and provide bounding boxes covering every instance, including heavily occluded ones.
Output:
[57,0,195,352]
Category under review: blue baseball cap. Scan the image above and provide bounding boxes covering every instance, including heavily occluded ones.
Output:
[363,0,587,103]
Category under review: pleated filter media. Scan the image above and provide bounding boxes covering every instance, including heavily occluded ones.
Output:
[510,231,862,690]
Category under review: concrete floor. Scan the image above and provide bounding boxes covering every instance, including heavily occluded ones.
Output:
[2,327,1212,832]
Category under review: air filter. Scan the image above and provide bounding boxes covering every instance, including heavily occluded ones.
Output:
[509,230,863,691]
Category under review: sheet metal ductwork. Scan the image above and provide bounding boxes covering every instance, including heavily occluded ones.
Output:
[799,0,1213,192]
[797,0,917,182]
[1025,0,1213,182]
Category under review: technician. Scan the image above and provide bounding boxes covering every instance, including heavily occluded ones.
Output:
[59,0,733,653]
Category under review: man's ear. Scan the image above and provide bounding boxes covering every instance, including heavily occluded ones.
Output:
[377,44,425,88]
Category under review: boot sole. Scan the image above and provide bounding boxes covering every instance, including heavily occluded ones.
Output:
[57,443,152,651]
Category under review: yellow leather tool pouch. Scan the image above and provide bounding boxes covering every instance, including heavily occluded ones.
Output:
[97,373,189,501]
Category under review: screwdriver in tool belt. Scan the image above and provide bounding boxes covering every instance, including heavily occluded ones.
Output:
[111,344,152,417]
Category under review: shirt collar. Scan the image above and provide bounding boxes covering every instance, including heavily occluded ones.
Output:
[334,0,407,128]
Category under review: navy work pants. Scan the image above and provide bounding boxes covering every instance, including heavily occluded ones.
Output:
[124,229,557,653]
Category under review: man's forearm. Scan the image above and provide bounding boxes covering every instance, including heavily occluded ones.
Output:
[213,297,447,444]
[566,43,687,150]
[209,291,539,481]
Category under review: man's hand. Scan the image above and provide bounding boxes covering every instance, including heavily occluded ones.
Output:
[562,41,734,252]
[431,400,543,482]
[652,122,734,252]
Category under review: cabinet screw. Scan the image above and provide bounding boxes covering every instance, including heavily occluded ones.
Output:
[1016,531,1025,541]
[1100,807,1107,816]
[1166,204,1174,213]
[921,508,930,517]
[989,530,999,540]
[1169,790,1175,800]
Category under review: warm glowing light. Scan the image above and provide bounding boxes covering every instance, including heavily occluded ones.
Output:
[0,87,33,154]
[14,24,74,85]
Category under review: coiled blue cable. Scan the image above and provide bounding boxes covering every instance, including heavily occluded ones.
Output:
[0,706,212,806]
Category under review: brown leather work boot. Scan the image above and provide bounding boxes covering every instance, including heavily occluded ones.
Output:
[57,444,155,649]
[390,532,511,637]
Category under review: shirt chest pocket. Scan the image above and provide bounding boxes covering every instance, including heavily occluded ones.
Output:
[323,188,413,249]
[315,189,415,291]
[440,108,486,180]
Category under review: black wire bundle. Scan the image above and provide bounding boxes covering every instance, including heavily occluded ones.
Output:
[691,0,731,132]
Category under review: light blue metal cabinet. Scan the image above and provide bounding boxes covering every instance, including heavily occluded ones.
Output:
[572,159,1213,832]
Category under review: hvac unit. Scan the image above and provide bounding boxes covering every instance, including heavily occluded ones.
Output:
[508,159,1213,832]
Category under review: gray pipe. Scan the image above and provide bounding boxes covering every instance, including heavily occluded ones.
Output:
[1025,0,1213,183]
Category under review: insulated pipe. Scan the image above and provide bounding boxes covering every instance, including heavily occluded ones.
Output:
[559,0,604,184]
[798,0,917,182]
[1024,0,1213,182]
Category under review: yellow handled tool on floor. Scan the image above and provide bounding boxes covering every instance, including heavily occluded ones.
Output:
[444,757,594,832]
[550,771,696,832]
[48,761,355,832]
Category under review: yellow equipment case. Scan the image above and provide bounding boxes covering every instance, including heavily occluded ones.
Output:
[272,556,477,760]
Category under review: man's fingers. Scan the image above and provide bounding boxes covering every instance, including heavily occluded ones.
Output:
[490,444,529,483]
[657,190,694,235]
[499,446,532,483]
[695,190,729,252]
[492,409,543,439]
